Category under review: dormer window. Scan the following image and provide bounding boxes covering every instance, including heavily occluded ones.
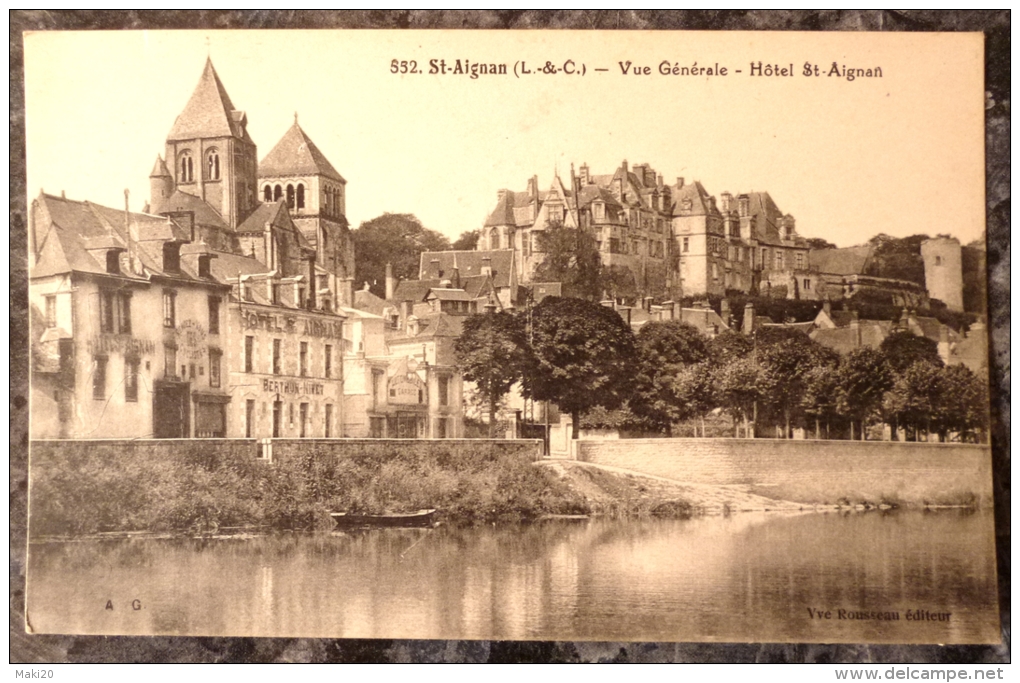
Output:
[106,250,121,275]
[162,242,181,273]
[179,151,194,183]
[206,149,220,180]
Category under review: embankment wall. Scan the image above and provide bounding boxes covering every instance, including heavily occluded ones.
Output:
[575,438,993,507]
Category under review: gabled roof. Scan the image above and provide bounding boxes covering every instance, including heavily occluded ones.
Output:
[426,288,473,302]
[809,245,874,276]
[259,121,345,182]
[167,58,250,143]
[387,312,464,342]
[392,279,433,303]
[672,181,717,217]
[235,200,312,250]
[418,250,515,289]
[160,190,229,230]
[353,288,389,316]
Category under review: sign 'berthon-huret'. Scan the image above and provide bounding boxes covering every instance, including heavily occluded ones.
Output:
[176,320,207,360]
[241,310,342,339]
[262,378,325,395]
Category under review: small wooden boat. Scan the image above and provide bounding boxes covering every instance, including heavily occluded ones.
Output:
[330,508,438,529]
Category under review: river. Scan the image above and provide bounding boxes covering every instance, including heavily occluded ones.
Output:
[26,510,999,643]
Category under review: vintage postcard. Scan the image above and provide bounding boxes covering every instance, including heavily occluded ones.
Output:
[23,29,998,645]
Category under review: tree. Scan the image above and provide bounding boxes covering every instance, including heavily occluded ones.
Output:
[717,356,764,438]
[801,364,844,439]
[631,320,711,434]
[834,347,894,440]
[670,362,719,437]
[879,330,943,374]
[755,328,840,438]
[454,311,529,438]
[523,297,637,438]
[706,329,753,366]
[532,221,604,300]
[883,362,989,442]
[452,229,480,251]
[805,237,838,250]
[352,213,451,297]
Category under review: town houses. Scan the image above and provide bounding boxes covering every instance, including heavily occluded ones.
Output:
[28,59,987,443]
[28,58,461,440]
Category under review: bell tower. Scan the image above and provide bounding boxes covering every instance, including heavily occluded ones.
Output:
[163,58,258,229]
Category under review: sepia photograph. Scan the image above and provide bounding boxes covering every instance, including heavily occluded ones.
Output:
[15,21,1007,659]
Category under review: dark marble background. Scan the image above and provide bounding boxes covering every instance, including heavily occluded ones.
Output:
[9,10,1010,664]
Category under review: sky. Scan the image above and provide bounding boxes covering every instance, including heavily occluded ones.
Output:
[24,30,986,248]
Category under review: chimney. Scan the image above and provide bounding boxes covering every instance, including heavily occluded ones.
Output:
[676,177,685,189]
[451,267,460,289]
[621,160,628,175]
[743,302,756,335]
[385,262,395,300]
[429,258,441,279]
[265,222,274,270]
[401,300,412,329]
[823,300,832,317]
[580,163,589,184]
[481,256,492,276]
[720,299,731,328]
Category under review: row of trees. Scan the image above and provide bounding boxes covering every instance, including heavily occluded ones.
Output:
[455,296,989,442]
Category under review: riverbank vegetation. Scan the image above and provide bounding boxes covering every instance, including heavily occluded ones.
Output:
[29,446,704,537]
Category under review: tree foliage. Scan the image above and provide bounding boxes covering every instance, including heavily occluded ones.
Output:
[879,330,943,374]
[533,221,604,301]
[631,321,711,433]
[834,347,895,439]
[755,328,840,436]
[454,311,529,437]
[452,229,480,251]
[352,213,451,297]
[523,297,637,437]
[883,361,988,442]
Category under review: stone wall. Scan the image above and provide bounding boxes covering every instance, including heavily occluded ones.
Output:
[30,438,257,471]
[575,438,993,507]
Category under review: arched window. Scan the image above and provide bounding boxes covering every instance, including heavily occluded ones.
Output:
[296,184,305,210]
[273,185,282,202]
[179,151,193,183]
[206,149,220,180]
[286,184,295,209]
[263,186,273,202]
[489,228,498,249]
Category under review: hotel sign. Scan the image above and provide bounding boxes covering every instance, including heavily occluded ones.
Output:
[241,310,342,340]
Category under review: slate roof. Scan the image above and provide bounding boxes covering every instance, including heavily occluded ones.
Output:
[150,155,172,178]
[811,320,893,354]
[426,288,473,302]
[386,312,464,343]
[167,58,252,143]
[259,121,345,182]
[235,200,312,250]
[809,245,874,276]
[160,190,229,230]
[353,288,389,316]
[418,250,515,289]
[30,193,218,285]
[672,181,717,217]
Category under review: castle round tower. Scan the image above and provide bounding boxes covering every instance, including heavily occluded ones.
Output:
[921,236,964,311]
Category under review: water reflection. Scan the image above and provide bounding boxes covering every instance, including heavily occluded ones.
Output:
[27,511,998,643]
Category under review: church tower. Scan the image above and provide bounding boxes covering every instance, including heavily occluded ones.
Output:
[162,58,258,229]
[258,117,355,303]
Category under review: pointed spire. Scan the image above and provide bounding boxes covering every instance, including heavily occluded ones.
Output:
[259,120,345,182]
[166,58,243,142]
[149,154,171,178]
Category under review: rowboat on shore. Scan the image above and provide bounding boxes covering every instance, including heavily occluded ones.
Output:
[330,508,438,529]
